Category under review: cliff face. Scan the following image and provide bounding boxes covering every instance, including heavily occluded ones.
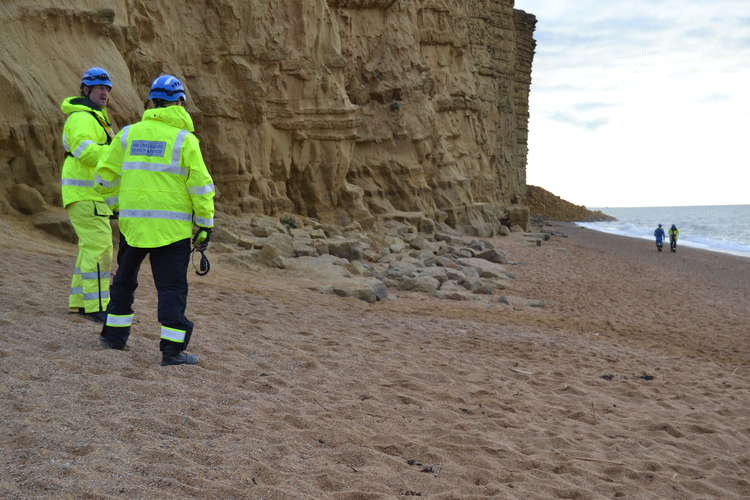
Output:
[0,0,536,235]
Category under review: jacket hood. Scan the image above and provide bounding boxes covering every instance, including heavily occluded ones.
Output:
[60,96,106,116]
[141,105,194,132]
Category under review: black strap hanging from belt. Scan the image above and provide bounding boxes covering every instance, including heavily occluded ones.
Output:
[191,247,210,276]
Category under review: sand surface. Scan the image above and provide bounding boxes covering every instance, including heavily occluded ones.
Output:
[1,218,749,499]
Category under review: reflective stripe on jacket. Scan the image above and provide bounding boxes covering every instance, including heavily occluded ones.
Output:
[60,97,115,207]
[95,105,215,248]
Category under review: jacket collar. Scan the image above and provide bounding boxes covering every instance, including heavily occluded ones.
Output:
[141,105,195,132]
[60,96,108,117]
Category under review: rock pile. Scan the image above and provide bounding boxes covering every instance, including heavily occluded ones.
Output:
[212,213,538,304]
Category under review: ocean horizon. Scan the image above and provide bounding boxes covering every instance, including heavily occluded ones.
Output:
[576,205,750,258]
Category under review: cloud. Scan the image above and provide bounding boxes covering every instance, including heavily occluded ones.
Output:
[574,102,615,111]
[699,93,732,103]
[549,112,608,131]
[516,0,750,206]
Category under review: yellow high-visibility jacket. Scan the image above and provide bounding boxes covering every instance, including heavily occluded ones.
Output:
[94,105,215,248]
[60,97,116,207]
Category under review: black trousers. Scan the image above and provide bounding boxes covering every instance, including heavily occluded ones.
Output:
[101,234,193,354]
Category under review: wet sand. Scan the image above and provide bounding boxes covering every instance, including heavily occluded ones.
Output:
[1,217,749,499]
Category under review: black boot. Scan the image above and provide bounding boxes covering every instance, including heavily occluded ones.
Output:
[99,336,129,351]
[161,352,199,366]
[80,309,107,323]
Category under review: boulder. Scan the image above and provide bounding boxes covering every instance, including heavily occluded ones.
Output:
[313,240,330,255]
[457,257,508,279]
[209,243,236,254]
[249,215,286,237]
[475,248,507,264]
[293,240,318,257]
[325,278,388,303]
[434,256,458,269]
[506,205,530,231]
[264,233,296,257]
[212,226,241,245]
[417,217,435,234]
[32,209,76,243]
[435,281,478,301]
[434,232,463,245]
[256,245,286,268]
[385,261,418,279]
[398,275,440,294]
[473,278,502,295]
[443,268,466,282]
[408,235,435,251]
[362,246,389,262]
[11,183,47,215]
[345,261,370,276]
[468,239,494,252]
[328,239,364,261]
[387,237,407,253]
[453,247,476,258]
[416,267,448,284]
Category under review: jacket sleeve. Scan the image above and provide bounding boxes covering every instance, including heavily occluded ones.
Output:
[183,134,215,228]
[63,112,110,168]
[94,127,127,211]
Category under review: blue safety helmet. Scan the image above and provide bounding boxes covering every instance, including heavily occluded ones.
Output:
[148,74,186,102]
[81,67,112,89]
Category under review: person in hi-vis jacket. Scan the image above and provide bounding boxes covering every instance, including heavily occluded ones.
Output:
[95,74,215,366]
[61,67,116,323]
[668,224,679,252]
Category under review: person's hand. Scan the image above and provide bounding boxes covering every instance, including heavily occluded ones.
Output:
[192,227,212,251]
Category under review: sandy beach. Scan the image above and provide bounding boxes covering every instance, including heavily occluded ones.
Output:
[1,217,749,499]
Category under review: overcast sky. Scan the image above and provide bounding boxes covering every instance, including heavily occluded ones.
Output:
[513,0,750,207]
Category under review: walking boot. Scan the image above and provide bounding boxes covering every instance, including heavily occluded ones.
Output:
[99,336,128,351]
[81,309,107,323]
[161,352,199,366]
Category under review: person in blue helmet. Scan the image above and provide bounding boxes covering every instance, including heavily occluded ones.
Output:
[96,74,215,366]
[60,67,117,323]
[653,224,666,252]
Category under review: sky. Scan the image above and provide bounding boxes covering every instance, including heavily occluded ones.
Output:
[513,0,750,208]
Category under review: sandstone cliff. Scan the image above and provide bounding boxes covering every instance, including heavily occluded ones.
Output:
[0,1,536,235]
[524,185,615,222]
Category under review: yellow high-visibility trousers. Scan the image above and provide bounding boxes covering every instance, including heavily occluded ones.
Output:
[66,200,113,313]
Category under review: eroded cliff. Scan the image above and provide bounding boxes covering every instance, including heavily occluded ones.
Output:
[0,0,536,235]
[524,185,615,222]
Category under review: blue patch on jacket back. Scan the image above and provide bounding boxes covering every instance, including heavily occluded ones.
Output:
[130,140,167,157]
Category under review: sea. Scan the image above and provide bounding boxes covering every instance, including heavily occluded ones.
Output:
[576,205,750,259]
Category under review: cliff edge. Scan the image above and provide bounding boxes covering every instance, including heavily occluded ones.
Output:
[0,1,536,236]
[524,185,615,222]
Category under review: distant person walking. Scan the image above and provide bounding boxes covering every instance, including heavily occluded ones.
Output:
[654,224,666,252]
[61,67,117,323]
[95,74,215,366]
[668,224,679,252]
